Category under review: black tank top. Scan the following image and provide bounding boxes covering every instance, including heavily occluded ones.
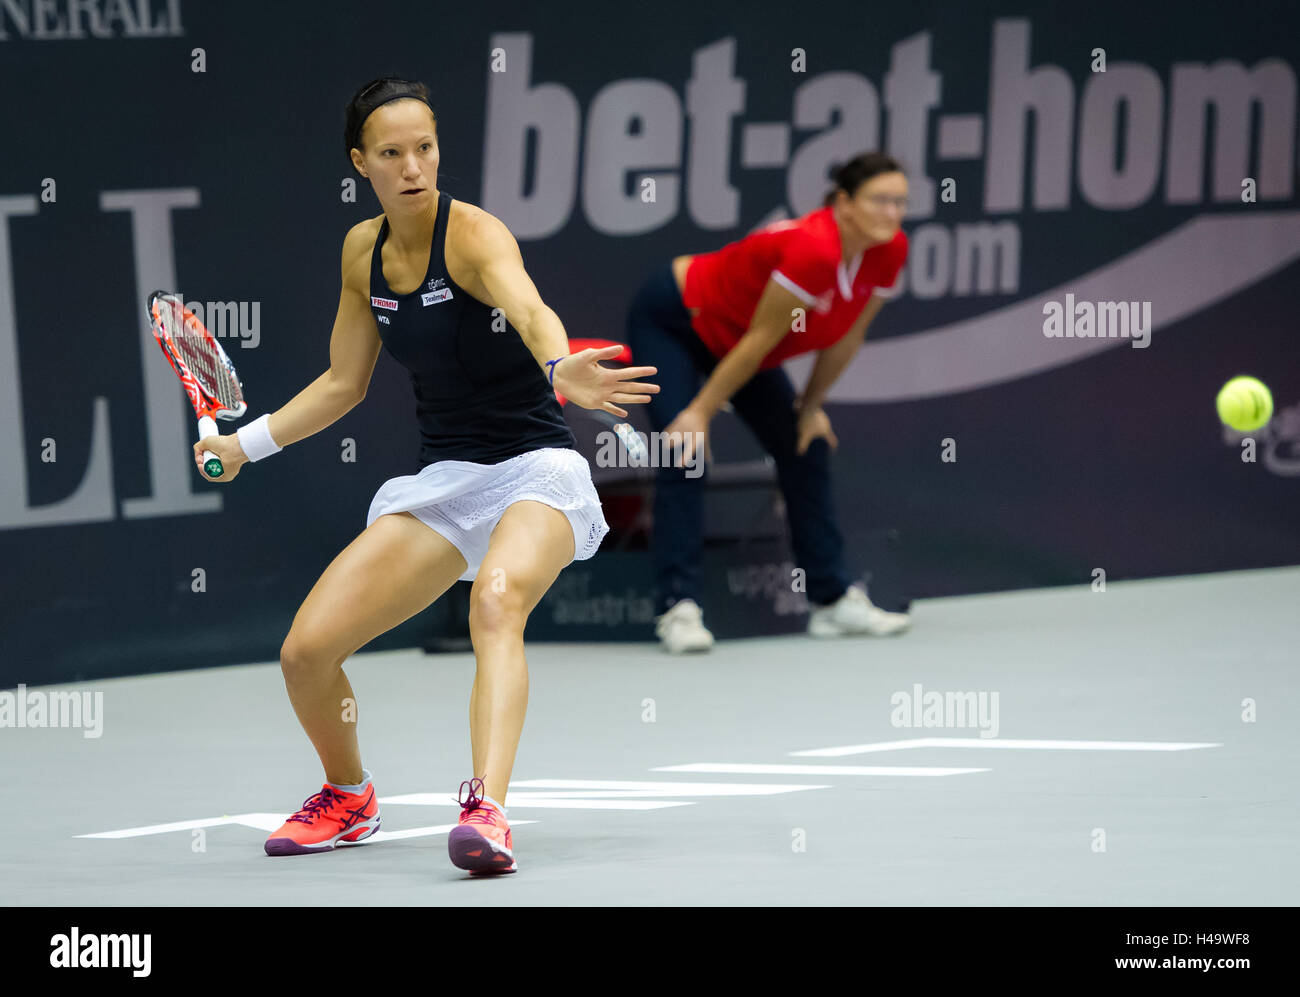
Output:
[368,190,576,466]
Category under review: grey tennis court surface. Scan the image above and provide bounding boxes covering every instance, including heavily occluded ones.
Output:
[4,566,1296,906]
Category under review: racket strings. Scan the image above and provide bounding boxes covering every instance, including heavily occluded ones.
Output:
[158,298,245,411]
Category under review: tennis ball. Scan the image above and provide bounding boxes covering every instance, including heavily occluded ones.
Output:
[1215,376,1273,432]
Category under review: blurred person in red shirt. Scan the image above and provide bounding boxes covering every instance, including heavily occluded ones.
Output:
[626,152,913,653]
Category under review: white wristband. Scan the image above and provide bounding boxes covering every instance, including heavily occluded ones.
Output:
[236,413,282,462]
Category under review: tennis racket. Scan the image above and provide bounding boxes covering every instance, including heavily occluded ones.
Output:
[147,290,247,478]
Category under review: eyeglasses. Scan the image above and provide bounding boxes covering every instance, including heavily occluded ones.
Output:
[862,193,909,212]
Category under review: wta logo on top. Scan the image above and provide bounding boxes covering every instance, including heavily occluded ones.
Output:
[483,23,1296,302]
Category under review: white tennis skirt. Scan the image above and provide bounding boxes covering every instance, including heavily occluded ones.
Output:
[366,446,610,581]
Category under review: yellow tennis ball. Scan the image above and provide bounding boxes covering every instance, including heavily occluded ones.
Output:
[1215,376,1273,432]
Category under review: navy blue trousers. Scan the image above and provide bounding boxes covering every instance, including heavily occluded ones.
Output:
[626,263,854,616]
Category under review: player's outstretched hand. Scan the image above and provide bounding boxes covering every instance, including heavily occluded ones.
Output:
[192,434,248,483]
[553,345,658,418]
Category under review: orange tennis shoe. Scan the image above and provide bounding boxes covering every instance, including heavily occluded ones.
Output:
[264,779,381,856]
[447,777,516,874]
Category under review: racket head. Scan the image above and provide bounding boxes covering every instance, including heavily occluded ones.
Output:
[147,290,248,422]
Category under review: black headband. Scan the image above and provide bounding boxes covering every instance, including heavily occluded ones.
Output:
[367,91,430,114]
[348,89,432,155]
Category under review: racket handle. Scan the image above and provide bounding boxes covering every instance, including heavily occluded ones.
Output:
[616,422,647,461]
[596,411,648,461]
[197,415,223,478]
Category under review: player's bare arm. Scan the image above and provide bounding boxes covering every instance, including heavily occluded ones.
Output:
[449,203,659,418]
[193,220,383,480]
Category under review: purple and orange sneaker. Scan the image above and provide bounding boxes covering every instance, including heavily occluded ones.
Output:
[447,777,516,875]
[264,780,381,856]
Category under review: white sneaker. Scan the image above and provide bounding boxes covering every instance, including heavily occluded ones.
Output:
[807,584,911,637]
[654,599,715,653]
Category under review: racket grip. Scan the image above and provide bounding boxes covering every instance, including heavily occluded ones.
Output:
[597,412,648,461]
[197,415,223,478]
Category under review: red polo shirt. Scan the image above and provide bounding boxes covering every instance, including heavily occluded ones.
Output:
[681,207,907,370]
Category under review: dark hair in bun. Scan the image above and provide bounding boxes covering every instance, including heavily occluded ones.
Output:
[823,152,905,206]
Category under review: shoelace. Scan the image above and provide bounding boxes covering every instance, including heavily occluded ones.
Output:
[458,776,485,809]
[457,777,500,826]
[287,786,343,825]
[463,808,498,827]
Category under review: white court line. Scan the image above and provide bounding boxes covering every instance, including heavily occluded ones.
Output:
[81,781,823,839]
[79,768,968,841]
[652,763,988,776]
[78,814,284,838]
[506,780,831,796]
[381,781,831,807]
[381,793,690,810]
[790,738,1223,757]
[79,812,542,841]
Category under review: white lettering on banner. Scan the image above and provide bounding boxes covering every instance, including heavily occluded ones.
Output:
[481,32,580,240]
[583,77,682,234]
[0,195,115,529]
[482,21,1296,268]
[3,19,1299,533]
[794,211,1300,406]
[0,0,183,40]
[725,560,810,617]
[544,571,656,626]
[102,189,219,522]
[0,188,222,530]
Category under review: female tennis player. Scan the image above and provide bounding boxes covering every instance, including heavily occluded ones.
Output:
[627,152,911,653]
[192,76,658,875]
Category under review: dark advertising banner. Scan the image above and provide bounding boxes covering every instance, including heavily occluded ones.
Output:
[1,0,1297,681]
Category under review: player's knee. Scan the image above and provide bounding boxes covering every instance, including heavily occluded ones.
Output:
[279,630,336,682]
[467,584,528,638]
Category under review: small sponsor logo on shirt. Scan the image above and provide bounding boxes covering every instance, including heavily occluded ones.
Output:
[422,288,453,306]
[371,296,399,311]
[377,314,390,324]
[427,277,446,291]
